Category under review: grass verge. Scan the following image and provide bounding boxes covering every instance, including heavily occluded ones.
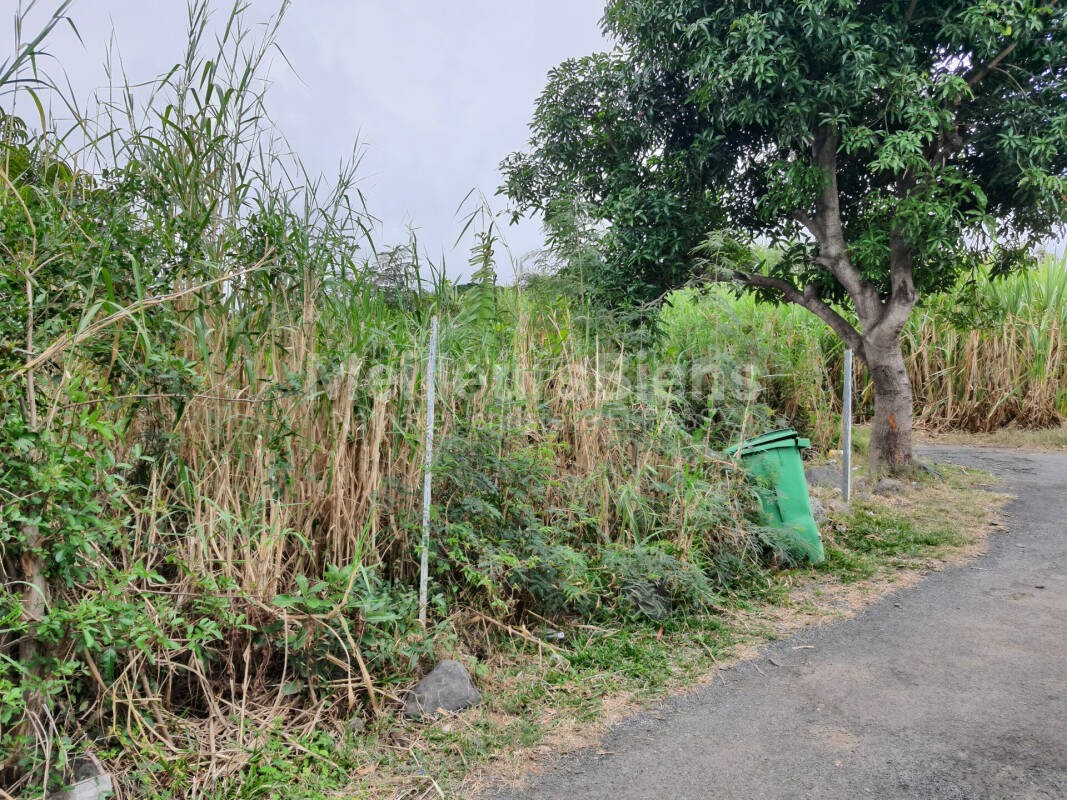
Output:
[187,462,1006,800]
[914,423,1067,451]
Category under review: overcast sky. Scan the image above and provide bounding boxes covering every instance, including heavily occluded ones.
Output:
[7,2,1062,275]
[4,1,610,280]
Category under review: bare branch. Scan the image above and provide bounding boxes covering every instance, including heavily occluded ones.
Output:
[966,41,1019,88]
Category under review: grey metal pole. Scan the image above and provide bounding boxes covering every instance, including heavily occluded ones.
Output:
[842,348,853,503]
[418,315,439,626]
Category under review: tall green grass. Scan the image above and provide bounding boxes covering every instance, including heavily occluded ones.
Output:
[662,256,1067,445]
[660,288,843,445]
[0,5,770,795]
[906,258,1067,431]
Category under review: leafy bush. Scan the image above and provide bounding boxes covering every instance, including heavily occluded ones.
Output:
[0,4,784,796]
[432,425,593,616]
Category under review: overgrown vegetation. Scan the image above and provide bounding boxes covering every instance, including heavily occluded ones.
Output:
[663,256,1067,446]
[503,0,1067,471]
[0,3,1049,798]
[0,5,781,796]
[372,463,1003,799]
[906,259,1067,432]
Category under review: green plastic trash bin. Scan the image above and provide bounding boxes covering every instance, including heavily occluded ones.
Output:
[726,429,825,564]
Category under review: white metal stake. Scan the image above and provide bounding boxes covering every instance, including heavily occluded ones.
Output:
[842,348,853,503]
[418,315,439,626]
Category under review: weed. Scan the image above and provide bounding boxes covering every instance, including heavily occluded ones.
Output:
[0,5,773,794]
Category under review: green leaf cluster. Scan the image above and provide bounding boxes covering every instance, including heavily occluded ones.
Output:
[504,0,1067,306]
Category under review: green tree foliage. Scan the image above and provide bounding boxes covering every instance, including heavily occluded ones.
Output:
[502,0,1067,469]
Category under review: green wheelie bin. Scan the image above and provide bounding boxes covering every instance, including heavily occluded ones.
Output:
[726,429,825,564]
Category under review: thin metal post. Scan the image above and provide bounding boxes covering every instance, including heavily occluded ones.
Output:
[418,315,439,626]
[842,348,853,503]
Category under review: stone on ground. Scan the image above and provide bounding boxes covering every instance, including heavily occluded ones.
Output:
[874,477,905,495]
[404,659,481,720]
[805,465,842,489]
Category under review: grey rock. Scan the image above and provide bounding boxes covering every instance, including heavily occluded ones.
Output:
[71,756,104,783]
[809,497,828,523]
[916,460,945,480]
[48,755,113,800]
[403,659,481,720]
[805,465,843,489]
[874,477,905,495]
[49,776,113,800]
[49,778,113,800]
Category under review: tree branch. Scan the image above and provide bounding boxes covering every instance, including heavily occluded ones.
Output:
[905,0,918,25]
[927,127,965,168]
[810,126,881,322]
[790,208,821,240]
[733,271,865,354]
[963,0,1060,89]
[878,233,920,334]
[966,41,1019,89]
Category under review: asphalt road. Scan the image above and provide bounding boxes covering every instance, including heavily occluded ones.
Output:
[489,446,1067,800]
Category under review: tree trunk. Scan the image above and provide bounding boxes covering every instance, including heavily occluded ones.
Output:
[864,334,913,473]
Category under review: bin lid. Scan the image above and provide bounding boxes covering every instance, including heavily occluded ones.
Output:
[725,428,805,457]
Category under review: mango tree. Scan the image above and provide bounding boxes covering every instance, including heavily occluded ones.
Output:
[503,0,1067,471]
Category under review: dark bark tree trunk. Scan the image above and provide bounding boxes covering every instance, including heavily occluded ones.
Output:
[863,333,914,473]
[750,126,920,473]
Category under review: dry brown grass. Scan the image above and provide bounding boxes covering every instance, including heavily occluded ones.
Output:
[57,283,757,795]
[904,313,1065,432]
[915,423,1067,451]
